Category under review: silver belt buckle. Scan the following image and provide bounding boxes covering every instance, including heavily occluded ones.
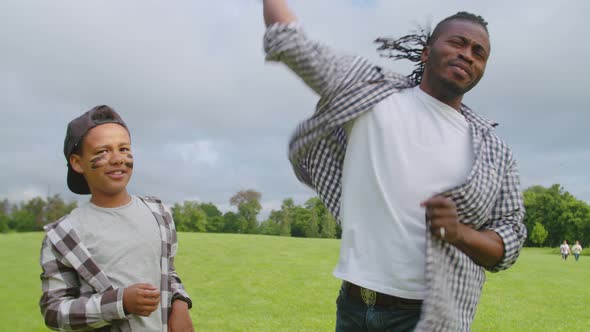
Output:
[360,287,377,307]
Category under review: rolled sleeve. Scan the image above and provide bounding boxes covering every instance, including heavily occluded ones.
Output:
[485,158,527,272]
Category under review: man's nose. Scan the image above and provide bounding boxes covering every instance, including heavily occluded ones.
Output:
[458,49,474,64]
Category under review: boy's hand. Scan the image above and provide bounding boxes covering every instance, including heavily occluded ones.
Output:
[123,283,160,317]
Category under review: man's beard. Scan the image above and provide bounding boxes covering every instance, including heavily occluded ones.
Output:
[439,73,480,96]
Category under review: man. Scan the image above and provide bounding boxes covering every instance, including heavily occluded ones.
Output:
[560,240,571,261]
[262,1,527,331]
[572,240,582,261]
[39,105,194,331]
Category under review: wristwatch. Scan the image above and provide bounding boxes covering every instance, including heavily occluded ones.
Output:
[171,293,192,308]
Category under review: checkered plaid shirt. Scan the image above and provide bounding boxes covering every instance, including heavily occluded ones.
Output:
[39,196,191,331]
[264,23,527,331]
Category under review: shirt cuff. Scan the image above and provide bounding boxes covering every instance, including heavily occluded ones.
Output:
[263,21,303,61]
[487,224,521,272]
[101,288,127,321]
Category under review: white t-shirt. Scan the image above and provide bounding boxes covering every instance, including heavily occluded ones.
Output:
[334,86,474,299]
[68,195,163,331]
[560,244,570,254]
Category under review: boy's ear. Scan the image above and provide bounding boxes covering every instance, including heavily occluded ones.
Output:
[69,154,84,174]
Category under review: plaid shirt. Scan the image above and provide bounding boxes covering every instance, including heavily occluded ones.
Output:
[264,23,527,331]
[39,196,191,331]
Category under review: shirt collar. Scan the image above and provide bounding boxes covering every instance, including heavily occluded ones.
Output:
[460,104,498,130]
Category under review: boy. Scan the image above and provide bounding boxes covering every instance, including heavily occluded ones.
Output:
[40,105,193,331]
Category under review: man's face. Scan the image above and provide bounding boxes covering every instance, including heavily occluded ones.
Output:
[70,123,133,200]
[421,19,491,96]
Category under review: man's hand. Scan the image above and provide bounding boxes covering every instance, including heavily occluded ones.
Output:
[421,195,504,269]
[123,283,160,317]
[263,0,296,27]
[168,300,194,332]
[421,196,463,243]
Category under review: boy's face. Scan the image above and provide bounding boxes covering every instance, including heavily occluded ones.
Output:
[69,123,133,201]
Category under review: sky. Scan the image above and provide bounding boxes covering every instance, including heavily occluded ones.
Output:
[0,0,588,217]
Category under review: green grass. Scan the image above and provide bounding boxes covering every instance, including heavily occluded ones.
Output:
[1,233,588,331]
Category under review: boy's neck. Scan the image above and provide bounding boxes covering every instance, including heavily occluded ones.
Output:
[90,191,132,208]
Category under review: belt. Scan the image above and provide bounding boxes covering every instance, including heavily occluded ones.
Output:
[344,281,423,307]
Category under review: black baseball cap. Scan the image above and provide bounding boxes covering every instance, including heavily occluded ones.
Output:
[64,105,128,194]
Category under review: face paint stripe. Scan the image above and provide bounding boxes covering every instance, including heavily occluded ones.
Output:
[90,155,107,169]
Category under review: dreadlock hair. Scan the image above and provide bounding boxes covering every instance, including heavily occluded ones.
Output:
[375,12,489,85]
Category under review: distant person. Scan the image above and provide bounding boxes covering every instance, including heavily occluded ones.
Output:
[560,240,571,261]
[262,0,527,331]
[572,241,582,261]
[39,106,194,331]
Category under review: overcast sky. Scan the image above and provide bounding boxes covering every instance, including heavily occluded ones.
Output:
[0,0,588,217]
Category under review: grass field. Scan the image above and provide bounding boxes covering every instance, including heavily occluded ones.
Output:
[1,232,588,331]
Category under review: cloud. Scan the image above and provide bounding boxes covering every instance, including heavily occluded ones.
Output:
[0,0,588,217]
[172,140,221,167]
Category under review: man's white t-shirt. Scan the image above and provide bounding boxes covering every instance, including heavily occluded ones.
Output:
[68,195,163,331]
[334,86,474,299]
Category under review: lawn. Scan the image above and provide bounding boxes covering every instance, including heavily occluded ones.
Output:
[1,233,588,331]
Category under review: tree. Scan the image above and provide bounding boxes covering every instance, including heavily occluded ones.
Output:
[523,184,590,247]
[45,194,77,224]
[0,215,8,233]
[222,211,241,233]
[0,199,9,215]
[22,197,46,231]
[290,206,310,237]
[200,202,222,218]
[201,202,224,233]
[206,216,225,233]
[279,198,294,237]
[171,201,207,232]
[305,197,338,239]
[305,207,320,238]
[529,222,549,247]
[320,214,337,239]
[9,209,36,232]
[0,199,9,233]
[230,190,262,234]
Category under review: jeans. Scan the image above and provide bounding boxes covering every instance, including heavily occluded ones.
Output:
[335,282,422,332]
[574,253,580,261]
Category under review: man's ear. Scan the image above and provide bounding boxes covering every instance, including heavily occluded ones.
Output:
[420,46,430,63]
[70,154,84,174]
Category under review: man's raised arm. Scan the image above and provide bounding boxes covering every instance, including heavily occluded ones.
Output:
[262,0,368,98]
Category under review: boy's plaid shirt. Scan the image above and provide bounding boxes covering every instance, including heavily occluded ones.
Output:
[39,196,191,331]
[265,23,527,331]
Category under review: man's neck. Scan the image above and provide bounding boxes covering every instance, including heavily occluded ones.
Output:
[90,191,132,208]
[419,81,463,111]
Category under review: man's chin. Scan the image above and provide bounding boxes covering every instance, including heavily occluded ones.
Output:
[441,78,474,96]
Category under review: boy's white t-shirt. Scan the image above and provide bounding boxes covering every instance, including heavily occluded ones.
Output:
[69,195,163,331]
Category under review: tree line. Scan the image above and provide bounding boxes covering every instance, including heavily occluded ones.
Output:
[0,190,340,239]
[523,184,590,247]
[170,190,340,238]
[1,185,589,245]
